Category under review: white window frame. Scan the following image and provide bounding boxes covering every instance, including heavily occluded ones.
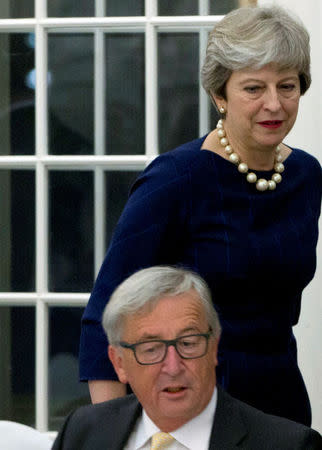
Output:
[0,0,227,433]
[2,0,320,436]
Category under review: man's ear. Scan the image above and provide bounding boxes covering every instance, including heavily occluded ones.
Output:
[108,345,129,384]
[212,336,220,368]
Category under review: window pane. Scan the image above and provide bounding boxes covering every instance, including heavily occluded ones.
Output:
[0,1,34,18]
[158,33,199,153]
[209,0,239,14]
[0,33,35,156]
[49,171,94,292]
[0,170,35,292]
[105,34,145,155]
[105,1,144,16]
[48,34,94,155]
[105,171,141,246]
[158,0,198,16]
[49,307,90,430]
[0,307,35,426]
[48,1,94,17]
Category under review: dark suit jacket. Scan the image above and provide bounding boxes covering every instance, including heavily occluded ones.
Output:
[52,386,322,449]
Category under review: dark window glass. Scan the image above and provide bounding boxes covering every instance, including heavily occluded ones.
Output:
[0,1,34,18]
[105,34,145,155]
[105,1,144,16]
[48,34,94,155]
[49,307,90,430]
[0,33,35,156]
[49,171,94,292]
[0,170,35,292]
[0,307,35,426]
[48,1,94,17]
[105,171,141,246]
[158,0,198,15]
[209,0,239,14]
[158,33,199,153]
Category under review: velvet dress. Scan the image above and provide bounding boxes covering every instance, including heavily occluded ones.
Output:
[80,136,322,426]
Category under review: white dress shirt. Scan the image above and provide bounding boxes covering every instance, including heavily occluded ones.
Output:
[124,387,217,450]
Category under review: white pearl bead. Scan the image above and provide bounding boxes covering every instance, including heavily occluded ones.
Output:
[238,162,248,173]
[229,152,240,164]
[213,121,284,191]
[272,173,282,183]
[274,162,284,173]
[246,172,257,183]
[256,179,269,191]
[268,180,276,190]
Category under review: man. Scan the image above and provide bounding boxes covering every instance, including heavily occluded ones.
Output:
[53,266,322,449]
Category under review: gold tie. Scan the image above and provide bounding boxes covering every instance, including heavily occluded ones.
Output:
[150,432,175,449]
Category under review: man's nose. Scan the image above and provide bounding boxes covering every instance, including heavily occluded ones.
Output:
[161,345,183,375]
[263,88,282,112]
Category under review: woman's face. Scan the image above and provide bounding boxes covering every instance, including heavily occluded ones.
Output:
[214,63,301,151]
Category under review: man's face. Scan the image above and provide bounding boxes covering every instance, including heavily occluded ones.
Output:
[109,290,218,432]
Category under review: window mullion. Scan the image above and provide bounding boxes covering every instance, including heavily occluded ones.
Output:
[35,0,49,430]
[199,0,210,136]
[94,3,107,272]
[145,0,158,158]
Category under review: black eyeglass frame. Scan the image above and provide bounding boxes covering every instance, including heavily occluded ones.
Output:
[119,331,213,365]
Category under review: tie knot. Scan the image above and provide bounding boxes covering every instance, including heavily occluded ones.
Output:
[150,432,174,449]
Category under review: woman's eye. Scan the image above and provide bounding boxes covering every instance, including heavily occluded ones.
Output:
[244,86,261,93]
[280,84,295,91]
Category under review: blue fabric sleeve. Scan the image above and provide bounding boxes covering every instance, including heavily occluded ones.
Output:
[79,153,189,380]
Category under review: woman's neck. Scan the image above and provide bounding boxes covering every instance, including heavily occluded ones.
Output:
[223,127,276,171]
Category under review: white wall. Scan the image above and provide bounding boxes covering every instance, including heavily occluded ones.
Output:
[259,0,322,432]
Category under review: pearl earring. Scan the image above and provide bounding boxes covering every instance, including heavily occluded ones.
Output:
[219,106,226,114]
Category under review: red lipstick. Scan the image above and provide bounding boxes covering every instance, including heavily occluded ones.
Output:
[258,120,283,129]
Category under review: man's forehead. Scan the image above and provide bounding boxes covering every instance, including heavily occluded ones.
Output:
[121,291,207,340]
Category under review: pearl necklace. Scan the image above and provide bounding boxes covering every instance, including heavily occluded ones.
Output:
[216,119,285,191]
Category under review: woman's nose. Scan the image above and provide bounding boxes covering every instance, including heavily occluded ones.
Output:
[263,88,282,112]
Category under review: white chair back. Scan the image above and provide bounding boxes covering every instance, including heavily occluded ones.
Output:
[0,421,52,450]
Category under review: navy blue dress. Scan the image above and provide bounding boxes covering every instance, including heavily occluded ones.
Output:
[80,136,322,426]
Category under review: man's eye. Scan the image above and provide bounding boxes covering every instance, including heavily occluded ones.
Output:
[141,343,162,354]
[181,337,198,347]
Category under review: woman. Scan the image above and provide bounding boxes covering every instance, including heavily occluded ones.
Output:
[80,6,321,426]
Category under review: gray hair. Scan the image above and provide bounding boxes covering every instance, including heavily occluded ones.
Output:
[201,5,311,103]
[102,266,221,345]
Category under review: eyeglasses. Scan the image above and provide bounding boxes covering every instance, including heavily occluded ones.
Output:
[119,331,212,365]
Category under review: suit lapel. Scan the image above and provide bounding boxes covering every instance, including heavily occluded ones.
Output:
[93,395,142,450]
[208,386,248,449]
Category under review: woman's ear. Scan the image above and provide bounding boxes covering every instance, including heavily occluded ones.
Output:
[108,345,129,384]
[211,92,226,112]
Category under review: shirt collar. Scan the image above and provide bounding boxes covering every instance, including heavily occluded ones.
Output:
[135,387,217,449]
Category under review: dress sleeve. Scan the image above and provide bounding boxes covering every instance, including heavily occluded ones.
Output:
[79,153,189,381]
